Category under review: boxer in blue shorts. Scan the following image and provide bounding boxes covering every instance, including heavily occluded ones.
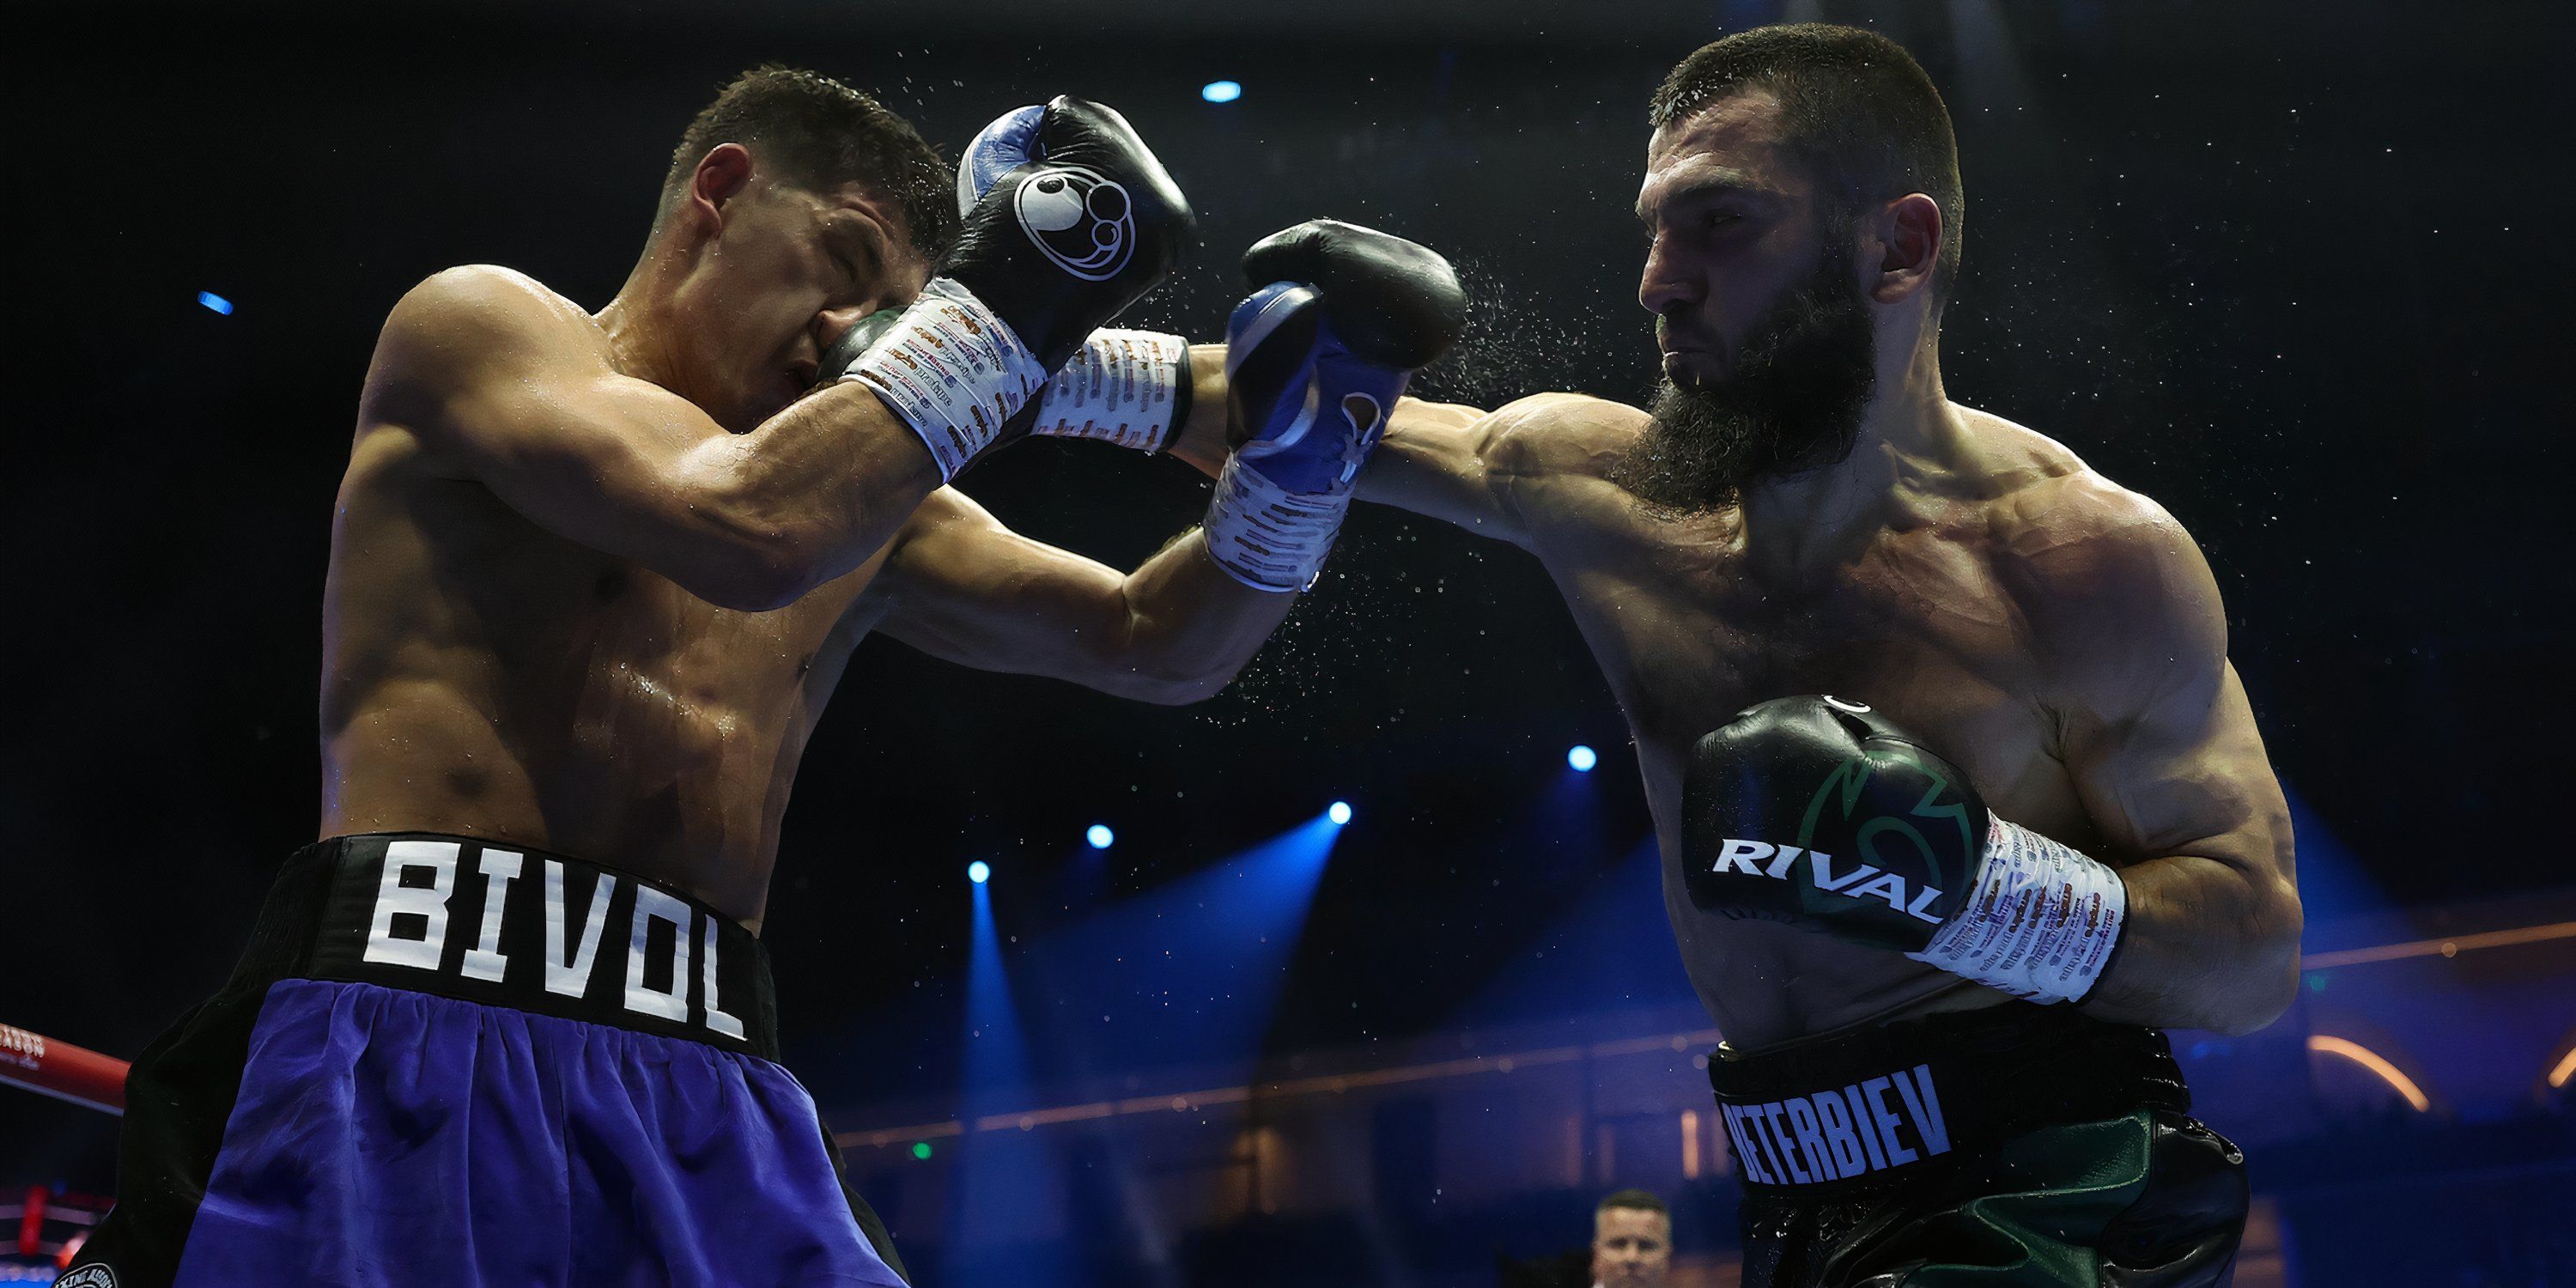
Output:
[69,68,1467,1285]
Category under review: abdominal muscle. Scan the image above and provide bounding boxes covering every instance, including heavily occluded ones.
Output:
[321,656,809,932]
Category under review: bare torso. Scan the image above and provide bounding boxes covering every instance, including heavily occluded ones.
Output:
[1508,401,2125,1049]
[321,297,902,932]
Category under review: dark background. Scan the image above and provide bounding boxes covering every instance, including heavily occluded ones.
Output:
[7,0,2566,1214]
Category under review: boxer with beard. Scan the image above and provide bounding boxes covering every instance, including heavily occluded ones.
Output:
[1330,24,2295,1286]
[1618,221,1873,513]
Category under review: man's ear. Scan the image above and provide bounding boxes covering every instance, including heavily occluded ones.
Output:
[683,143,758,232]
[1868,192,1943,305]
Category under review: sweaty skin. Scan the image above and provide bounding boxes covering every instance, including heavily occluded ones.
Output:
[322,147,1262,933]
[1313,88,2300,1052]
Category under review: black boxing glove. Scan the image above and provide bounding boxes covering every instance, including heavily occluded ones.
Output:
[833,96,1192,480]
[1236,218,1469,379]
[1203,221,1468,590]
[1681,695,2129,1005]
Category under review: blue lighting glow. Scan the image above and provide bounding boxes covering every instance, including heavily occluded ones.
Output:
[967,860,991,884]
[1567,744,1598,772]
[1085,823,1115,850]
[197,291,234,316]
[1327,800,1353,826]
[1201,80,1242,104]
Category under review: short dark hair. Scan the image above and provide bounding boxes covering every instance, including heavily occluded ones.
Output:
[1649,25,1963,306]
[659,65,957,263]
[1598,1188,1668,1218]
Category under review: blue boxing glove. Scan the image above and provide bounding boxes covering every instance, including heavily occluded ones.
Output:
[1204,221,1467,591]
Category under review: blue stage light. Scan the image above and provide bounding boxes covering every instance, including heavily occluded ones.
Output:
[1567,744,1598,772]
[1327,800,1352,825]
[197,291,234,316]
[967,860,991,884]
[1086,823,1115,850]
[1201,80,1242,104]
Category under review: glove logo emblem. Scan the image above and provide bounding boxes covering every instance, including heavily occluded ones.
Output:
[1013,166,1134,283]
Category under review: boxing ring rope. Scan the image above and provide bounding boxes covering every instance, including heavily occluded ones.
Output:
[2,921,2569,1131]
[3,922,2570,1139]
[0,1024,126,1116]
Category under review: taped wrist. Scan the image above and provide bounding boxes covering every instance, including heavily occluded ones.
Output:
[840,277,1048,481]
[1202,453,1354,592]
[1026,330,1191,453]
[1906,817,2128,1005]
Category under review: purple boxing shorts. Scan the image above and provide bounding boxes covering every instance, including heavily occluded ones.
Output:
[66,833,908,1287]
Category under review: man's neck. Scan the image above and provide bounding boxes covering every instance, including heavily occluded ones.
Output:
[1736,342,1956,580]
[595,251,692,396]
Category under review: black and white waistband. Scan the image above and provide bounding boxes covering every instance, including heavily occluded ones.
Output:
[264,833,780,1058]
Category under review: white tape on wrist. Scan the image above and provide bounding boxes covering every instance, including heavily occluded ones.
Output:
[841,277,1048,481]
[1203,453,1353,592]
[1028,330,1188,453]
[1906,817,2127,1005]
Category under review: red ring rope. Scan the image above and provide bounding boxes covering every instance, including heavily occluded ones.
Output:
[0,1024,127,1115]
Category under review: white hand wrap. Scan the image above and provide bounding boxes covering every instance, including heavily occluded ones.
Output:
[1906,817,2127,1005]
[1026,330,1188,453]
[1202,453,1355,592]
[841,277,1048,481]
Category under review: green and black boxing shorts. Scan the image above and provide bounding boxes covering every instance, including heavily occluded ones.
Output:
[1708,1002,2247,1287]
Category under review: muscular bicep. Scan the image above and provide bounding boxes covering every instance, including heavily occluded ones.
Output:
[368,265,930,610]
[366,268,787,598]
[1356,392,1645,548]
[2066,661,2292,886]
[2047,507,2295,898]
[2014,482,2301,1031]
[1354,397,1522,540]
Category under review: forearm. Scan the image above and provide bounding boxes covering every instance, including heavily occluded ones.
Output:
[720,383,945,599]
[1099,527,1297,703]
[1165,344,1231,477]
[2080,853,2301,1035]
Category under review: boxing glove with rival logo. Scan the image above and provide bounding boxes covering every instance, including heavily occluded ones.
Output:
[1682,695,2129,1005]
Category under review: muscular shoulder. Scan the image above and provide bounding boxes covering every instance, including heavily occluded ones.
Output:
[1479,392,1650,483]
[373,265,599,397]
[362,266,608,460]
[1968,416,2228,703]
